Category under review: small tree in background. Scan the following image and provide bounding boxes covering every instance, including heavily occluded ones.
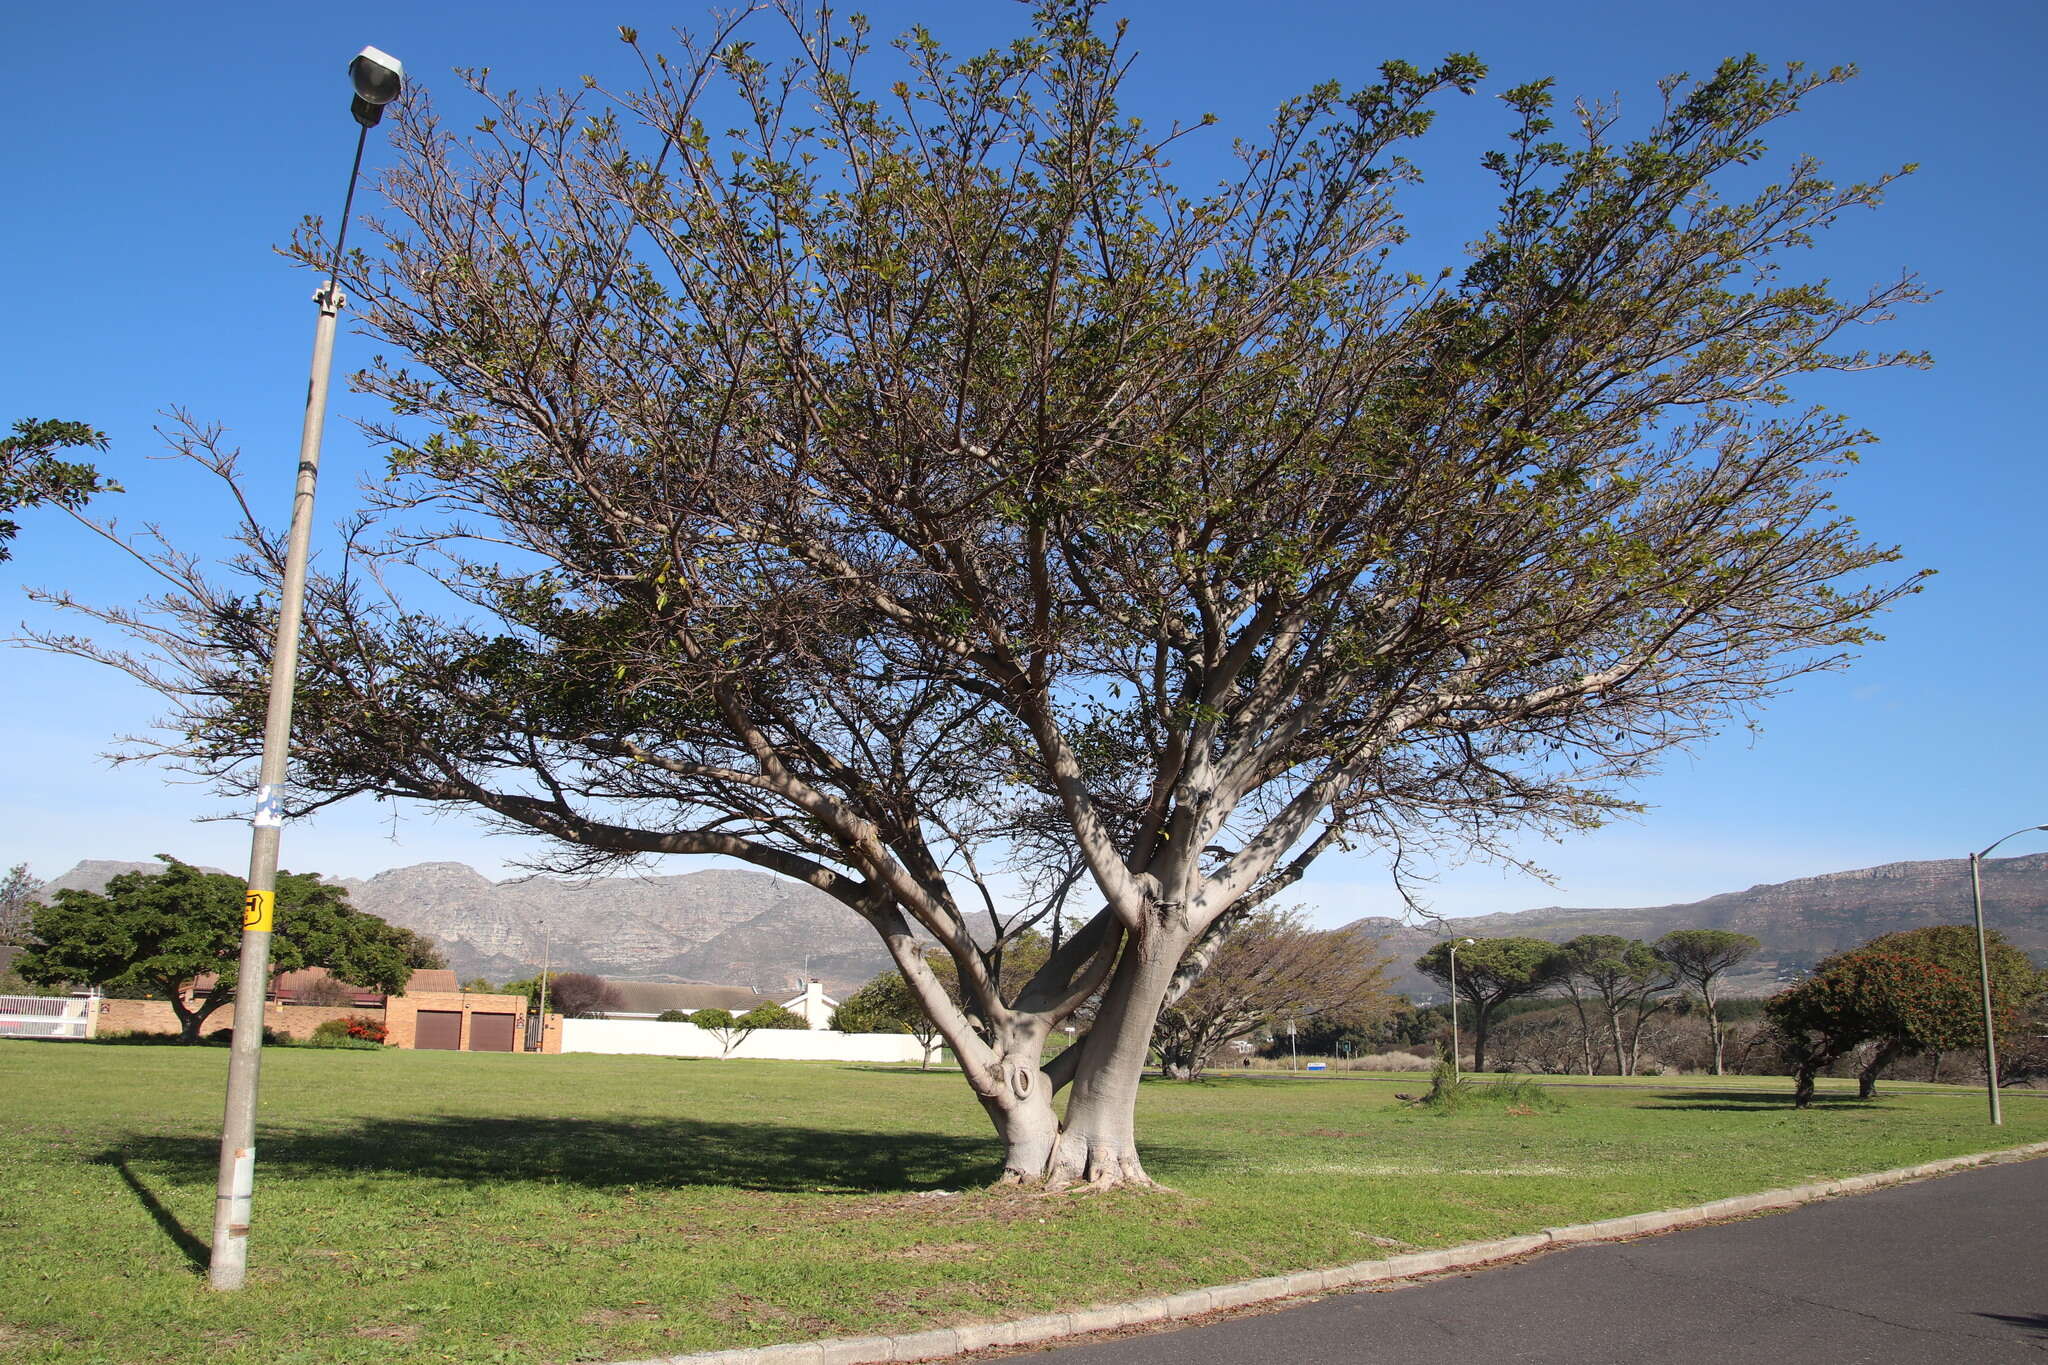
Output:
[655,1008,689,1023]
[1154,911,1391,1081]
[834,970,945,1067]
[295,975,356,1007]
[1760,925,2043,1107]
[13,857,416,1042]
[547,972,622,1018]
[393,927,448,972]
[689,1008,751,1057]
[1553,935,1676,1075]
[1656,929,1762,1074]
[0,863,44,988]
[1415,938,1561,1073]
[1765,949,1976,1107]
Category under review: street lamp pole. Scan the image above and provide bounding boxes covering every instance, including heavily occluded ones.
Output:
[207,47,404,1294]
[1967,824,2048,1128]
[1448,938,1475,1083]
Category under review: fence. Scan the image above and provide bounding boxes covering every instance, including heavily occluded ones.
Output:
[0,994,97,1040]
[561,1017,925,1064]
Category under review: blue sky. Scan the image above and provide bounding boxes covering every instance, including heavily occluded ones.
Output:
[3,0,2043,925]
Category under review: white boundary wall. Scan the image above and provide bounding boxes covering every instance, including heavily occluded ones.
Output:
[561,1017,925,1063]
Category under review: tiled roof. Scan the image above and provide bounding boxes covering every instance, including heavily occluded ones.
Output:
[607,981,778,1015]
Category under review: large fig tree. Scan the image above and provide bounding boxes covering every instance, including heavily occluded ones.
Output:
[37,4,1923,1186]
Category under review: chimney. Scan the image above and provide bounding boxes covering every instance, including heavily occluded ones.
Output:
[804,978,825,1030]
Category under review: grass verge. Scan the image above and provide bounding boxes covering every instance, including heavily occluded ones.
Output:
[1,1044,2041,1365]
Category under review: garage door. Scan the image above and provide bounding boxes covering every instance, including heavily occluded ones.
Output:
[469,1012,517,1052]
[416,1010,462,1050]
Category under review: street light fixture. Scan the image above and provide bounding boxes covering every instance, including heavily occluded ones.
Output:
[349,46,404,126]
[1968,824,2048,1127]
[1448,938,1476,1083]
[207,46,404,1294]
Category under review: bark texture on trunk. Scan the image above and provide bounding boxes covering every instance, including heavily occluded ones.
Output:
[1856,1041,1904,1100]
[1705,994,1726,1076]
[1035,936,1186,1189]
[1792,1063,1818,1108]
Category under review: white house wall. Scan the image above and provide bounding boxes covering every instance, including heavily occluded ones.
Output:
[560,1017,925,1063]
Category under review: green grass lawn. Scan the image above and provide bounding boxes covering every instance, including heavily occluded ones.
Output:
[2,1045,2041,1365]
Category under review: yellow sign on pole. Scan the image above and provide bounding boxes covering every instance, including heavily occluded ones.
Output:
[242,890,275,934]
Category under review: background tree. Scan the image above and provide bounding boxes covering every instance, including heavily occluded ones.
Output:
[13,857,416,1041]
[546,972,622,1018]
[0,418,118,562]
[394,927,448,972]
[1553,934,1675,1075]
[0,863,42,984]
[1762,926,2041,1106]
[1153,911,1391,1080]
[1851,926,2042,1094]
[294,975,356,1006]
[1417,938,1561,1073]
[1655,929,1762,1074]
[833,968,946,1067]
[689,1007,758,1057]
[39,5,1923,1186]
[460,975,496,993]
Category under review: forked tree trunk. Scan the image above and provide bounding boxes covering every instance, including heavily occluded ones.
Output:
[983,1063,1062,1182]
[171,988,230,1044]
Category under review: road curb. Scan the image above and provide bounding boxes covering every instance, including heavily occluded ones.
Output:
[607,1137,2048,1365]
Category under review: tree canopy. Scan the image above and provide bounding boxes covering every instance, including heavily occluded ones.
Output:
[1154,909,1391,1080]
[1552,934,1675,1075]
[833,968,947,1067]
[13,857,417,1041]
[1416,937,1563,1072]
[1655,928,1761,1073]
[1765,926,2042,1106]
[39,3,1924,1184]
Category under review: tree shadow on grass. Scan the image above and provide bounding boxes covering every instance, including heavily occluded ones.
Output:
[1640,1091,1875,1111]
[99,1114,1229,1198]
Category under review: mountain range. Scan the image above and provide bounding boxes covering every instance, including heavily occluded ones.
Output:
[46,850,2048,1001]
[1348,852,2048,997]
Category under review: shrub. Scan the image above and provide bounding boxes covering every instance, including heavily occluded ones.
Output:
[655,1009,689,1022]
[90,1026,294,1046]
[311,1015,387,1046]
[1417,1050,1567,1114]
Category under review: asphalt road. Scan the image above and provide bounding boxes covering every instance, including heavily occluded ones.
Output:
[1019,1156,2048,1364]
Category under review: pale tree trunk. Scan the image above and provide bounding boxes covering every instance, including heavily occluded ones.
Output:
[1041,939,1187,1189]
[1571,999,1598,1077]
[1704,990,1726,1076]
[982,1055,1063,1181]
[1605,1008,1629,1077]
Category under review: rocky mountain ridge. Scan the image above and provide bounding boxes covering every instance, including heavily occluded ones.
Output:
[1348,852,2048,997]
